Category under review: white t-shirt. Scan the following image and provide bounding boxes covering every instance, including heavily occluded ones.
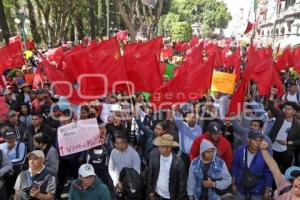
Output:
[272,120,292,152]
[246,150,256,168]
[282,93,299,103]
[155,154,173,199]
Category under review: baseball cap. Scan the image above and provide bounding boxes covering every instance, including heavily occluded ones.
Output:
[27,150,45,159]
[7,110,18,117]
[208,122,221,135]
[248,130,263,139]
[4,129,16,139]
[78,164,96,178]
[285,166,300,180]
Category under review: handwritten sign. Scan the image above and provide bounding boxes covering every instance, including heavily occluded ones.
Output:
[57,118,101,156]
[211,71,236,94]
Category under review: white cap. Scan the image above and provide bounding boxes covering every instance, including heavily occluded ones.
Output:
[78,164,96,178]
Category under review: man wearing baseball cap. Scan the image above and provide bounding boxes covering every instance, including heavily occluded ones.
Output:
[0,128,26,197]
[232,130,273,200]
[68,164,111,199]
[190,122,233,169]
[14,150,56,199]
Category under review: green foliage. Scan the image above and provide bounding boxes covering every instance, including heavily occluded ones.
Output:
[161,0,231,38]
[170,22,192,42]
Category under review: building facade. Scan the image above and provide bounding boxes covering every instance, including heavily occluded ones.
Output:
[257,0,300,46]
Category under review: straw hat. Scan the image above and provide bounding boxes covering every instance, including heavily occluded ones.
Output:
[154,134,178,148]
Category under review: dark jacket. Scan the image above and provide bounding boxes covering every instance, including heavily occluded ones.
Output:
[147,152,186,200]
[25,122,56,152]
[268,100,300,154]
[7,121,27,142]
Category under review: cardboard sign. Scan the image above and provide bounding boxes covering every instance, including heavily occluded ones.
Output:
[211,71,236,94]
[57,118,101,156]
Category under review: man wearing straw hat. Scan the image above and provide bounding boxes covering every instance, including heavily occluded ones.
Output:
[148,134,187,200]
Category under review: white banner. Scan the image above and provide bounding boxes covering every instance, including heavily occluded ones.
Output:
[57,118,101,156]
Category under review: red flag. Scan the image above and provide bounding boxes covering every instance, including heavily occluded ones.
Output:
[243,44,260,79]
[159,63,167,76]
[26,39,36,50]
[124,37,162,60]
[292,47,300,73]
[0,41,25,70]
[176,43,204,75]
[275,46,291,71]
[189,36,199,48]
[175,42,189,52]
[244,21,256,34]
[161,47,173,59]
[40,54,72,96]
[116,30,128,42]
[63,37,127,98]
[9,35,21,44]
[227,80,248,116]
[125,54,162,93]
[33,66,44,89]
[232,47,241,80]
[206,44,222,67]
[45,47,64,66]
[151,56,214,109]
[222,46,232,67]
[124,37,163,92]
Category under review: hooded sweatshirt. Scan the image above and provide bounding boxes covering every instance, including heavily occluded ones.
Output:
[187,139,232,200]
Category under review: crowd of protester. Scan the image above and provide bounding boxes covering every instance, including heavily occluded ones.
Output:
[0,43,299,200]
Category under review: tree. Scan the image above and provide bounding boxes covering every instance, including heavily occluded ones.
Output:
[27,0,41,43]
[161,0,231,38]
[171,22,192,42]
[114,0,170,40]
[0,0,10,43]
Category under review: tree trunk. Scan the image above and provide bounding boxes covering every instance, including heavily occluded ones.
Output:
[114,0,136,41]
[26,0,41,43]
[75,14,84,41]
[88,0,96,39]
[69,23,75,42]
[0,0,10,43]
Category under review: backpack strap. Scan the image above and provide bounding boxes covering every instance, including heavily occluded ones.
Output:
[15,142,20,159]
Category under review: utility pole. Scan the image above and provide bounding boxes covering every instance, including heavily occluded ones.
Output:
[106,0,109,38]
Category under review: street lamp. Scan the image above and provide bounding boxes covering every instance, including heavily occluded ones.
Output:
[15,7,30,51]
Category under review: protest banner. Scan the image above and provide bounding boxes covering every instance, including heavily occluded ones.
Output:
[57,118,101,156]
[211,71,236,94]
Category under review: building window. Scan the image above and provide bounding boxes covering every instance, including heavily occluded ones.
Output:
[267,30,270,36]
[281,28,285,36]
[262,30,264,36]
[275,28,279,35]
[288,22,292,32]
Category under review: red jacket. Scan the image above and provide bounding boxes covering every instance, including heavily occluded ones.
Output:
[189,132,233,169]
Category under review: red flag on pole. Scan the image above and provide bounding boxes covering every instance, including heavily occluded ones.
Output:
[0,41,25,70]
[244,21,256,34]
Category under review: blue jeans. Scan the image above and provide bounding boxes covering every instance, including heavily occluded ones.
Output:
[235,191,263,200]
